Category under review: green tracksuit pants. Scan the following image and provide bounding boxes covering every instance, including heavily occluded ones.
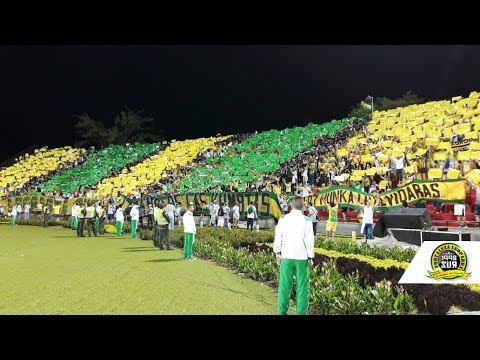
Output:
[183,232,195,259]
[278,259,310,315]
[116,221,123,237]
[71,216,78,230]
[11,215,16,226]
[131,219,138,238]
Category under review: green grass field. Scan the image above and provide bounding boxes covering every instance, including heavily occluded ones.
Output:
[0,225,277,314]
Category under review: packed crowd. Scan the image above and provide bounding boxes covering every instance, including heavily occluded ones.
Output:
[3,92,480,216]
[0,146,87,198]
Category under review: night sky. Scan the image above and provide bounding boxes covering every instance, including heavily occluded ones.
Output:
[1,45,480,161]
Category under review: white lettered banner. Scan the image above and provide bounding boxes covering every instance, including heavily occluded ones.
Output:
[399,241,480,284]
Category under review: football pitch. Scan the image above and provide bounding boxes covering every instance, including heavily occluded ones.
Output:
[0,225,277,314]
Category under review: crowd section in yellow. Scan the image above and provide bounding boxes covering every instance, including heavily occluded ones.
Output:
[95,136,230,198]
[0,146,86,195]
[333,91,480,190]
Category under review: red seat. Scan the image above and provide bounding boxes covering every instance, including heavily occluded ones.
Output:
[317,211,328,219]
[430,212,442,220]
[440,213,456,221]
[373,212,382,219]
[426,204,435,212]
[346,210,358,219]
[442,204,454,213]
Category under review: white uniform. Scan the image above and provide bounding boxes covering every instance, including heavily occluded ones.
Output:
[232,205,240,220]
[165,204,176,230]
[130,205,139,221]
[115,208,124,222]
[217,205,230,227]
[183,210,196,237]
[273,210,315,260]
[211,203,220,226]
[24,204,30,220]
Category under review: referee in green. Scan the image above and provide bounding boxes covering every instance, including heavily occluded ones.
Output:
[273,195,314,315]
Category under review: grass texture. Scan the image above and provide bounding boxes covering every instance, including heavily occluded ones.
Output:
[0,225,277,314]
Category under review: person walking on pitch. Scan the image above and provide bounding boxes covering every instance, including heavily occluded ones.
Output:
[85,201,98,237]
[71,202,78,230]
[154,203,172,250]
[77,203,86,237]
[130,203,140,238]
[43,204,50,227]
[11,203,17,226]
[96,203,106,235]
[115,206,124,237]
[183,202,196,260]
[24,202,30,220]
[273,196,315,315]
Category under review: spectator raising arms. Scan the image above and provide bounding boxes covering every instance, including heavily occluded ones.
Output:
[355,192,381,241]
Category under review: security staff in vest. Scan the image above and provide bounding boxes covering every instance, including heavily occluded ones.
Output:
[77,203,86,237]
[154,202,173,250]
[273,195,315,315]
[85,201,98,237]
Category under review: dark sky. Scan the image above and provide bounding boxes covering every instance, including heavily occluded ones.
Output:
[1,45,480,161]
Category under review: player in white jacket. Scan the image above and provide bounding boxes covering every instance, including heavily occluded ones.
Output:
[130,204,140,238]
[71,203,78,230]
[11,203,17,226]
[115,207,124,237]
[273,196,314,315]
[182,202,196,260]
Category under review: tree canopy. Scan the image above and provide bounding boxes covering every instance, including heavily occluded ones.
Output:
[348,91,425,118]
[74,107,164,148]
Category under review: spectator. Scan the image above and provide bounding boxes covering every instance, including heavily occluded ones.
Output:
[246,201,257,231]
[390,153,405,183]
[355,193,381,241]
[307,202,318,235]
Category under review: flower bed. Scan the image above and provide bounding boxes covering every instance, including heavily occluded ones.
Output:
[182,234,415,314]
[170,228,417,263]
[170,228,480,314]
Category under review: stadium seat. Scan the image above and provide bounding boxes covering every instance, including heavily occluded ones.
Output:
[318,210,328,219]
[430,212,442,220]
[346,211,358,222]
[442,204,455,213]
[440,213,457,221]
